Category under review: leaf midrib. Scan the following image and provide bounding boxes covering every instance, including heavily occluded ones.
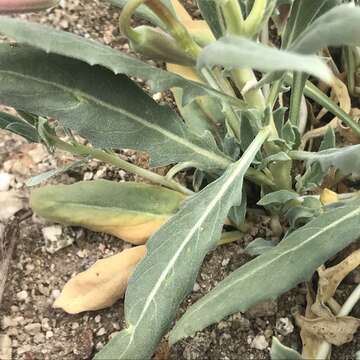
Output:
[119,128,269,357]
[0,70,231,169]
[184,204,360,317]
[43,202,177,217]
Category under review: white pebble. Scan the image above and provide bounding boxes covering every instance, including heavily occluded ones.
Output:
[251,334,268,351]
[16,290,28,302]
[0,172,12,191]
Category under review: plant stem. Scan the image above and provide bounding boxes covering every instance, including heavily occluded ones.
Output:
[242,0,267,37]
[289,72,307,126]
[316,283,360,360]
[51,136,193,195]
[285,74,360,140]
[221,0,244,35]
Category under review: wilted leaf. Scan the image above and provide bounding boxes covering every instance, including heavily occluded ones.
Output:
[169,198,360,343]
[295,312,360,346]
[0,44,231,170]
[199,36,333,84]
[54,246,146,314]
[320,189,338,206]
[31,180,185,244]
[317,249,360,304]
[270,337,303,360]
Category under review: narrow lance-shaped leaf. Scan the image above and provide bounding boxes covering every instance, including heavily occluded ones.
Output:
[0,0,59,13]
[0,44,231,170]
[31,180,185,245]
[282,0,339,49]
[170,198,360,343]
[95,127,271,360]
[270,337,303,360]
[198,36,333,84]
[0,17,242,107]
[291,5,360,54]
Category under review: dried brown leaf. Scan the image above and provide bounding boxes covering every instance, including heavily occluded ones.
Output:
[295,313,360,346]
[53,246,146,314]
[317,249,360,304]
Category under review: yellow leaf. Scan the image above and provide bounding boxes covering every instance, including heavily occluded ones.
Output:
[31,180,185,245]
[170,0,192,24]
[166,63,201,82]
[320,188,338,205]
[53,246,146,314]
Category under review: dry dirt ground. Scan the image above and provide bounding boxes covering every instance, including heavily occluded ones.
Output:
[0,1,359,359]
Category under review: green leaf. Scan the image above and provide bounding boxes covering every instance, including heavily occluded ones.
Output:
[270,337,303,360]
[169,198,360,343]
[198,36,333,84]
[298,145,360,177]
[31,180,185,244]
[196,0,223,38]
[258,190,299,206]
[319,126,336,151]
[292,4,360,54]
[0,17,240,107]
[245,238,275,256]
[0,111,39,142]
[282,0,339,49]
[94,127,271,360]
[0,44,231,170]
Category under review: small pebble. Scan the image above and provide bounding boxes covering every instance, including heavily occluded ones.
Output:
[276,317,294,336]
[94,315,101,323]
[16,290,28,302]
[0,172,12,191]
[251,334,268,351]
[24,323,42,335]
[97,328,106,336]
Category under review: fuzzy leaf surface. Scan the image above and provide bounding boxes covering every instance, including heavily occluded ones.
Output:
[0,17,239,106]
[198,36,333,84]
[94,128,270,359]
[282,0,339,48]
[292,5,360,54]
[0,44,230,169]
[170,198,360,343]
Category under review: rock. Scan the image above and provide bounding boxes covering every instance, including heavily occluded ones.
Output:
[16,290,28,302]
[96,327,106,336]
[51,289,61,300]
[1,316,17,330]
[247,300,278,318]
[276,317,294,336]
[0,172,12,192]
[42,226,75,254]
[0,334,12,360]
[230,313,251,331]
[251,334,268,351]
[46,331,54,339]
[94,315,101,323]
[24,323,42,335]
[33,333,46,344]
[192,282,200,292]
[0,191,24,221]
